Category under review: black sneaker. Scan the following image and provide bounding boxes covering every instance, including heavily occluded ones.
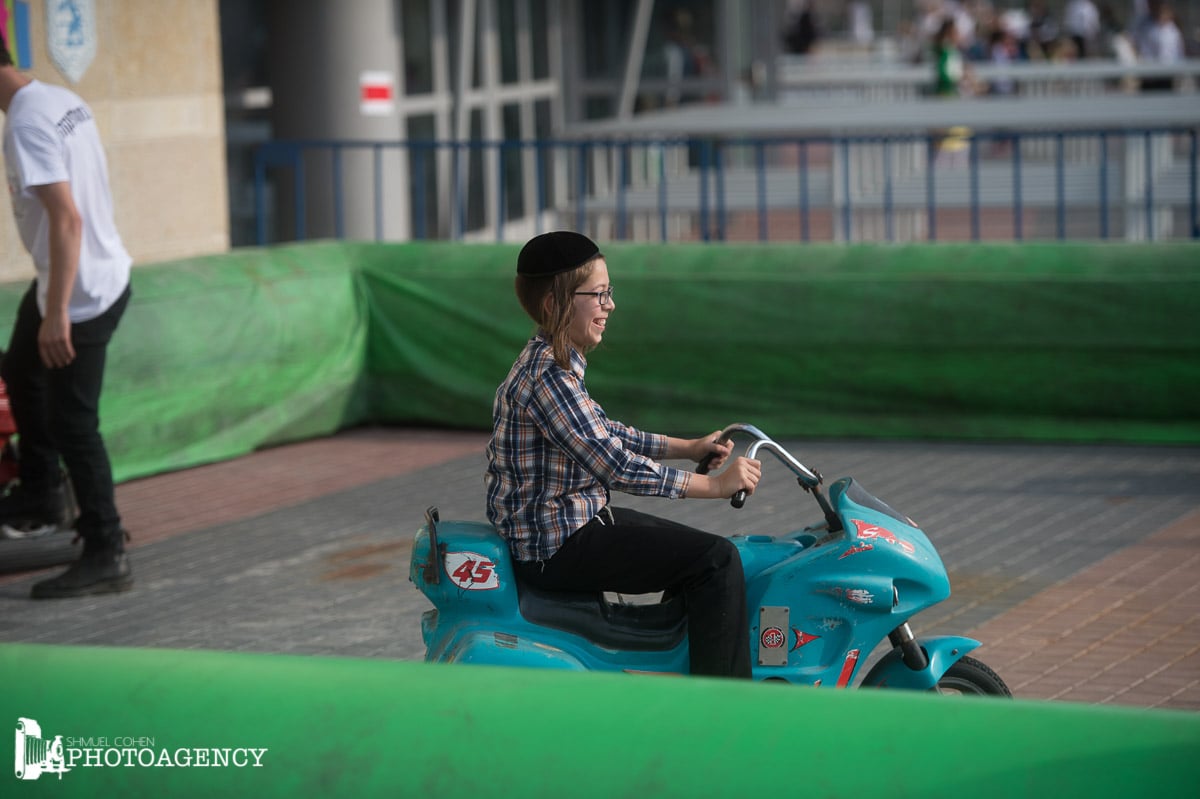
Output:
[0,481,73,536]
[30,531,133,599]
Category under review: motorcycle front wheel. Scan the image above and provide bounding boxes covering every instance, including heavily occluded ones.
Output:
[933,655,1012,697]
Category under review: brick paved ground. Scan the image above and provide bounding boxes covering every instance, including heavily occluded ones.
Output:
[1,427,1197,711]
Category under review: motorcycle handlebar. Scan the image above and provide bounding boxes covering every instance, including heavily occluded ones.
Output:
[694,423,822,509]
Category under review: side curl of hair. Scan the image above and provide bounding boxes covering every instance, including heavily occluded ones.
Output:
[514,255,601,370]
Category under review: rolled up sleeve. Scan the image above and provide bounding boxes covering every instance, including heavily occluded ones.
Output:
[532,368,691,499]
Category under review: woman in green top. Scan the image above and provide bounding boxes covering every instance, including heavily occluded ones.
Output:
[932,17,965,96]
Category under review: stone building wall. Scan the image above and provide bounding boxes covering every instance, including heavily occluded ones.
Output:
[0,0,227,282]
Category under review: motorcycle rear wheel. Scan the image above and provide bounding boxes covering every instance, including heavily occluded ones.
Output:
[933,655,1012,697]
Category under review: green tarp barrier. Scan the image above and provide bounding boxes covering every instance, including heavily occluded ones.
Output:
[359,241,1200,445]
[3,643,1199,798]
[0,243,368,483]
[0,241,1196,483]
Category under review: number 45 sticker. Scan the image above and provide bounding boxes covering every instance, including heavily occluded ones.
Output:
[443,551,500,590]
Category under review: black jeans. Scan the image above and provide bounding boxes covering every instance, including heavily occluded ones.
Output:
[1,281,131,539]
[513,506,752,678]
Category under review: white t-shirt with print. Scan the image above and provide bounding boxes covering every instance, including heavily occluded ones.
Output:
[3,79,131,322]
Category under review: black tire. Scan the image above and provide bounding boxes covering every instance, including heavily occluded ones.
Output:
[0,529,80,575]
[933,655,1012,697]
[0,464,79,575]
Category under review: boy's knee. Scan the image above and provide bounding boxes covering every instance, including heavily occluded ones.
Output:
[707,535,742,571]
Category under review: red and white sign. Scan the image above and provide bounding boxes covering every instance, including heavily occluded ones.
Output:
[359,70,395,116]
[443,551,499,591]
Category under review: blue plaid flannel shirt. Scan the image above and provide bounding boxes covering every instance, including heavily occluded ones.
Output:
[485,335,693,562]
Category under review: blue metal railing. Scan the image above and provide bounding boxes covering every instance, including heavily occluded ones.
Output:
[253,126,1200,246]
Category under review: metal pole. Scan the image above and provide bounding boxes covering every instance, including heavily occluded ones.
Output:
[616,0,655,120]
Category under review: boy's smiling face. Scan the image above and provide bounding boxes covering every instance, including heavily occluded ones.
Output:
[568,259,612,353]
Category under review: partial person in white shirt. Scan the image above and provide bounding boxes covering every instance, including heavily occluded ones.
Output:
[0,29,134,598]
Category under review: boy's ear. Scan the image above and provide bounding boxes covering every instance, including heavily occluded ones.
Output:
[541,293,555,321]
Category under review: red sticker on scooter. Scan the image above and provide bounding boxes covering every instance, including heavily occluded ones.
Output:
[851,519,915,554]
[836,648,861,687]
[839,542,874,559]
[443,551,500,590]
[761,627,787,649]
[791,630,820,651]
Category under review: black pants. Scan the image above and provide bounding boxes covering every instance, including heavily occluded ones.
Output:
[1,281,131,539]
[513,506,752,678]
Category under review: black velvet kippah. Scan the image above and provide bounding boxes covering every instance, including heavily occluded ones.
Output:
[516,231,599,277]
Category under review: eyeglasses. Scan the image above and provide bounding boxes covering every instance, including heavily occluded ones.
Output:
[574,286,614,308]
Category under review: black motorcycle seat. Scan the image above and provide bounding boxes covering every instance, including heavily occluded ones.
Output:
[516,579,688,652]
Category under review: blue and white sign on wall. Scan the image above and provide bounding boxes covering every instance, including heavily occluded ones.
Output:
[46,0,95,83]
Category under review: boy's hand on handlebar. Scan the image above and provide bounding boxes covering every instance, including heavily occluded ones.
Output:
[685,456,760,500]
[692,431,733,468]
[718,457,761,499]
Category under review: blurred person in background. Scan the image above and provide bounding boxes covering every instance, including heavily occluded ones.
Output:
[929,15,978,165]
[849,1,875,48]
[999,7,1036,58]
[1064,0,1103,56]
[1136,1,1184,90]
[662,6,711,107]
[988,22,1020,95]
[782,0,820,55]
[932,16,979,95]
[1096,3,1140,89]
[1099,3,1140,63]
[1028,0,1062,57]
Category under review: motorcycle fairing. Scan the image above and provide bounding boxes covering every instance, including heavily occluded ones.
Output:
[740,477,953,684]
[858,635,981,690]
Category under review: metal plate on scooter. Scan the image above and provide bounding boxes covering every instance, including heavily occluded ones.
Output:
[758,606,790,666]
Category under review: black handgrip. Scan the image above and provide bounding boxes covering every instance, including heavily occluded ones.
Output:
[697,435,743,505]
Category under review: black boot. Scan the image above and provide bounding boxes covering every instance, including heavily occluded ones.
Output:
[30,529,133,599]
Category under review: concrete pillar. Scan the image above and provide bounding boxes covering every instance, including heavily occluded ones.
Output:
[267,0,409,241]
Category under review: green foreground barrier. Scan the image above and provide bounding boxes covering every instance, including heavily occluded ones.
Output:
[3,643,1198,798]
[1,241,1196,482]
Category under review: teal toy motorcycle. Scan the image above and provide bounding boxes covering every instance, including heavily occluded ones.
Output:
[412,424,1011,694]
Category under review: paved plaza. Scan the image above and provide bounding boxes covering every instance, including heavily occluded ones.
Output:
[2,427,1197,711]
